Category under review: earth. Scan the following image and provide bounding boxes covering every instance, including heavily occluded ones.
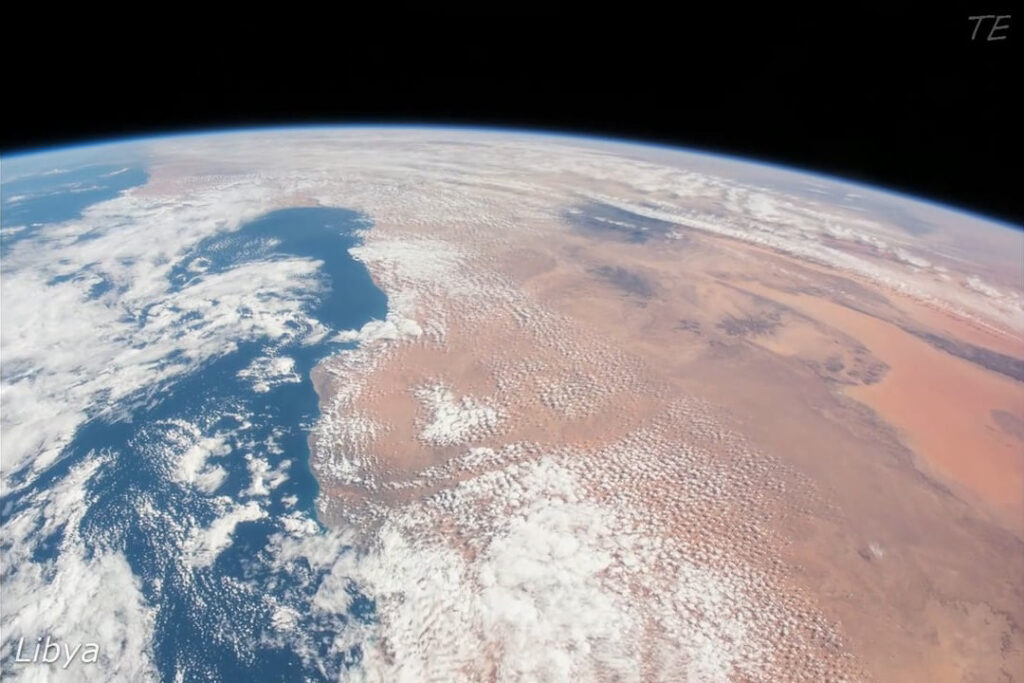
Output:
[1,127,1022,682]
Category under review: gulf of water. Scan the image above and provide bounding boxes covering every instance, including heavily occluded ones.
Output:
[1,162,388,680]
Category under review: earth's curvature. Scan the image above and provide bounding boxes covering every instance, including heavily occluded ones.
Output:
[1,127,1022,682]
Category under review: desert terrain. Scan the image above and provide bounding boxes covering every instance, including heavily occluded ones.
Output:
[136,130,1023,682]
[308,191,1022,681]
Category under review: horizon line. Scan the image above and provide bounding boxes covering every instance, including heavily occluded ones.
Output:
[2,122,1019,231]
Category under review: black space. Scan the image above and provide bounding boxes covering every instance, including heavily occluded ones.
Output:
[4,7,1020,224]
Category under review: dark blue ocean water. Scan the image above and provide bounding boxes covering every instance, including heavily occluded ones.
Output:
[1,163,388,681]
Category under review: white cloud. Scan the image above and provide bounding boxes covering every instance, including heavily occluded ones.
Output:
[414,382,502,448]
[273,455,780,682]
[182,500,267,569]
[236,355,301,393]
[172,425,231,495]
[0,453,158,681]
[242,454,289,497]
[331,316,423,345]
[279,512,319,537]
[965,275,1006,299]
[1,176,328,493]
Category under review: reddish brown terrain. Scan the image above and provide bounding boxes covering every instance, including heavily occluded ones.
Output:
[144,129,1023,681]
[310,216,1022,680]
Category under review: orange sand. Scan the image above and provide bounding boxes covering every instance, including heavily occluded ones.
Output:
[742,282,1024,535]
